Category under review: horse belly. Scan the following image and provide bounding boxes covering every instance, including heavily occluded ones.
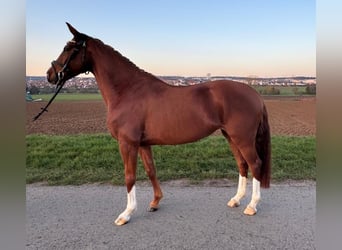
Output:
[143,112,220,145]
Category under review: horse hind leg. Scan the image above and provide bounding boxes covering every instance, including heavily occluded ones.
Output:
[238,144,262,216]
[223,133,248,208]
[244,178,261,216]
[139,146,163,212]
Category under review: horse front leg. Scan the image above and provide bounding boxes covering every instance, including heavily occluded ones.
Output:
[114,140,138,226]
[139,146,163,211]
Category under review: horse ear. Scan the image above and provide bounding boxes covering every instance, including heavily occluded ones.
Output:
[66,22,80,37]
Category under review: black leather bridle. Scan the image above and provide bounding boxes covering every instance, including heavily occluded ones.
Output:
[50,40,87,87]
[33,40,87,121]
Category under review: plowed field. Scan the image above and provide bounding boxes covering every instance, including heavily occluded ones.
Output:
[26,96,315,136]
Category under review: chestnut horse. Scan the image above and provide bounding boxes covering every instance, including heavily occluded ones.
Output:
[46,23,271,226]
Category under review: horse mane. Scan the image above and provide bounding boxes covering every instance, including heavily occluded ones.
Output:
[91,38,159,80]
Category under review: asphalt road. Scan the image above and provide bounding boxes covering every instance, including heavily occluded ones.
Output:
[26,181,315,249]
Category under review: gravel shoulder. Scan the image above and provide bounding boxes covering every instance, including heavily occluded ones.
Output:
[26,181,316,249]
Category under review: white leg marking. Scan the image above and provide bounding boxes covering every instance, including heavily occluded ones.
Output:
[228,174,247,207]
[244,178,261,215]
[115,185,137,225]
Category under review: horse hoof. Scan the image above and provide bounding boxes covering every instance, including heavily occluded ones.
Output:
[243,206,257,216]
[227,199,240,208]
[148,207,158,212]
[148,206,159,212]
[114,217,129,226]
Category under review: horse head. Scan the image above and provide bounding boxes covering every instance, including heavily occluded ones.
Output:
[46,23,91,86]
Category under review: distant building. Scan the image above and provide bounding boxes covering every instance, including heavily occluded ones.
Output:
[26,75,316,92]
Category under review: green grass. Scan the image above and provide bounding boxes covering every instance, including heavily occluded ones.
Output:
[32,93,102,101]
[26,134,316,185]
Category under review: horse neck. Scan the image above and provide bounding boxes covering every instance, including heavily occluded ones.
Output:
[88,39,163,106]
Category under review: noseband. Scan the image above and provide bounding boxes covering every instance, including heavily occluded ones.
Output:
[33,40,87,121]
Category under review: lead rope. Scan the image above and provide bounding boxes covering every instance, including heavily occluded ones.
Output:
[32,81,65,121]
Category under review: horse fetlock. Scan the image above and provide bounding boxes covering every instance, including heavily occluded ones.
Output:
[149,192,163,209]
[114,205,137,226]
[155,193,163,203]
[114,214,130,226]
[149,198,161,212]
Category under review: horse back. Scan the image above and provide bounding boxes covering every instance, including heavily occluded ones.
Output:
[209,80,264,117]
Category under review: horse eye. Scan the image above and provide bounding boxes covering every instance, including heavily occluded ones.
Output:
[63,45,71,52]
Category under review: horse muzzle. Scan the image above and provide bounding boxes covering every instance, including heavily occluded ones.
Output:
[46,61,66,86]
[46,67,57,85]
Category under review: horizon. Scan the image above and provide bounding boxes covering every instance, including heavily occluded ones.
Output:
[27,1,315,77]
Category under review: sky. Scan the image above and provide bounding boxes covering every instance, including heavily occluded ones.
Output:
[26,0,316,77]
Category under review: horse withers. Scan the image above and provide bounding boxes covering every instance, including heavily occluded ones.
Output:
[46,23,271,226]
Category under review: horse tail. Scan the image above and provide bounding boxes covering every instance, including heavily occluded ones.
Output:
[256,104,271,188]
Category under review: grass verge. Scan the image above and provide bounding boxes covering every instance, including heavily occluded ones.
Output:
[26,134,315,185]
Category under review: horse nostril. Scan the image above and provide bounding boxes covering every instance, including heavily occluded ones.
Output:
[46,70,54,83]
[47,67,54,80]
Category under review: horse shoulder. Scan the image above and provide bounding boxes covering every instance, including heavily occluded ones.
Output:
[106,101,146,143]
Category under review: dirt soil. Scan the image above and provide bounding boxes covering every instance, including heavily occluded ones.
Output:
[26,96,316,136]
